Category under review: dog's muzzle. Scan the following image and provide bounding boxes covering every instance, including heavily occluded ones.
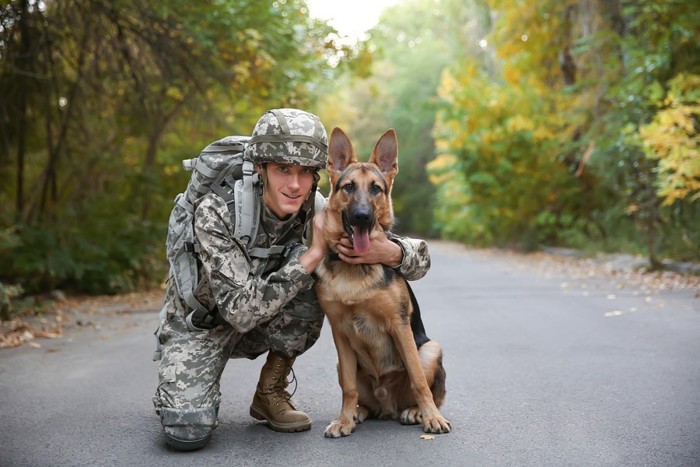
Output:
[342,207,373,254]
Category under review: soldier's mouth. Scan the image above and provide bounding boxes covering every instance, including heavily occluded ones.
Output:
[283,193,302,200]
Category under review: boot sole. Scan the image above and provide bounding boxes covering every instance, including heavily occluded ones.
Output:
[249,405,312,433]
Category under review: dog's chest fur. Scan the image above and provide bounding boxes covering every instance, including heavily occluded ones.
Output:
[316,260,407,377]
[315,259,390,304]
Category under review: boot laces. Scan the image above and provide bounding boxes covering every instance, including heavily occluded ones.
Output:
[269,361,298,403]
[286,366,298,399]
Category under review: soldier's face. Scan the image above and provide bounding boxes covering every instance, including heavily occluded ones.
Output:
[260,162,315,219]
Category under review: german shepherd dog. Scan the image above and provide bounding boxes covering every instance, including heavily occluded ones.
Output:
[315,127,451,438]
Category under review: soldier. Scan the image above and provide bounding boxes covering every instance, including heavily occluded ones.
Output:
[152,108,431,450]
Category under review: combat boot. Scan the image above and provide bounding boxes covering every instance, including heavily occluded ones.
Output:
[249,351,311,432]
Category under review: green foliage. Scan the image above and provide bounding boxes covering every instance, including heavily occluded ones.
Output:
[2,0,698,301]
[0,281,24,321]
[0,0,348,296]
[1,211,166,295]
[319,0,489,235]
[428,0,700,262]
[640,73,700,205]
[431,61,582,248]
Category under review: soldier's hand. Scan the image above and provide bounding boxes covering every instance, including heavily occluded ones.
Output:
[300,209,328,273]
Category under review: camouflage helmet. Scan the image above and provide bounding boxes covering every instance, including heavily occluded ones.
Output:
[245,108,328,169]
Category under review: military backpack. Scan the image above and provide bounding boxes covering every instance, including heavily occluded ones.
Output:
[164,135,323,332]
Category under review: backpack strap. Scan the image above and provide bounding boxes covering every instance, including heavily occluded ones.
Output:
[168,194,209,316]
[210,159,311,260]
[236,159,259,247]
[212,170,262,251]
[211,178,236,214]
[247,243,299,259]
[172,241,210,329]
[213,170,279,259]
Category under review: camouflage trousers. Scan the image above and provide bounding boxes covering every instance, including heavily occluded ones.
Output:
[152,286,324,416]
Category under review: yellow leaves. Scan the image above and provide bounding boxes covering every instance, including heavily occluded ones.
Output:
[233,62,251,82]
[237,28,262,49]
[532,125,556,142]
[506,114,534,132]
[165,87,184,102]
[438,65,478,105]
[427,153,459,185]
[438,72,457,100]
[163,164,181,177]
[639,73,700,205]
[434,138,450,152]
[503,66,521,85]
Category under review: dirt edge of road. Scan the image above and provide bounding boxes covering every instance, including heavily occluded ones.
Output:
[2,242,698,349]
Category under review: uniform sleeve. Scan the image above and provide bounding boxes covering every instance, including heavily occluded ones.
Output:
[194,194,315,334]
[390,235,431,281]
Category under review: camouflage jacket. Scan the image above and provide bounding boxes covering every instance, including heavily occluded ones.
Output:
[185,191,431,334]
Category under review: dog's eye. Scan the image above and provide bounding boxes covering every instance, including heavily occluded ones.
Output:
[342,182,355,194]
[370,183,382,195]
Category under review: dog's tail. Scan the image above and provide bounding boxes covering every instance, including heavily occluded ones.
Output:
[406,281,430,348]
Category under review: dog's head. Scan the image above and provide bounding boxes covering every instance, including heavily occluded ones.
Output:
[325,127,398,254]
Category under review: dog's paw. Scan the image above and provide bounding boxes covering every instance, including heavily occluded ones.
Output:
[400,407,422,425]
[324,418,356,438]
[422,414,452,434]
[355,406,369,424]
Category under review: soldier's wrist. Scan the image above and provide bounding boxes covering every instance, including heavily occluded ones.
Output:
[300,245,326,274]
[388,240,404,269]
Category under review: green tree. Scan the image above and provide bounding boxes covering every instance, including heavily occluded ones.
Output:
[320,0,490,235]
[0,0,346,293]
[430,0,700,263]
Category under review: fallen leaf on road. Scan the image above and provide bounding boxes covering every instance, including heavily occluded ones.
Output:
[604,310,624,318]
[420,435,435,440]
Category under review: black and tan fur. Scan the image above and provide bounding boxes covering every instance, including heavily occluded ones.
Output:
[315,127,451,438]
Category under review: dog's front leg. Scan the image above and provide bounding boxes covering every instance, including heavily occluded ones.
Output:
[393,326,452,434]
[324,325,360,438]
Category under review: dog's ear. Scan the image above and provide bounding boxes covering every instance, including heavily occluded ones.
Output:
[369,129,398,190]
[327,127,356,183]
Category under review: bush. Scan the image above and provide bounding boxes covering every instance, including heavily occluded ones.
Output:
[0,215,167,296]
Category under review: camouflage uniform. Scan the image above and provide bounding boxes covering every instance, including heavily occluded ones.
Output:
[152,108,431,448]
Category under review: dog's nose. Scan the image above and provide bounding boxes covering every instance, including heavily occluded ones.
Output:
[349,205,374,228]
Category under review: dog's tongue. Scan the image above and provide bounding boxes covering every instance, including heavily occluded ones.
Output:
[352,226,370,254]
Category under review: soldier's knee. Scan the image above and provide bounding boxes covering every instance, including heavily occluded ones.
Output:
[158,406,219,451]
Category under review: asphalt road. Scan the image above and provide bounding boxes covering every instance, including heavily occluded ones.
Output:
[1,242,699,466]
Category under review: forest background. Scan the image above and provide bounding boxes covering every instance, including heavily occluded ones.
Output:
[1,0,698,315]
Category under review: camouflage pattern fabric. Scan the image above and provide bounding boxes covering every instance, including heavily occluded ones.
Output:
[153,193,322,415]
[245,108,328,169]
[152,190,432,430]
[389,234,431,281]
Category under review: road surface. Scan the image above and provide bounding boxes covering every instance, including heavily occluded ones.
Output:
[1,241,699,466]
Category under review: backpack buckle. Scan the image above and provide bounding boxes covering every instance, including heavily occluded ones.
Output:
[242,160,255,176]
[282,242,301,258]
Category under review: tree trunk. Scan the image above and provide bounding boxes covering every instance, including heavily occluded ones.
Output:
[33,26,88,223]
[139,129,162,221]
[14,0,31,222]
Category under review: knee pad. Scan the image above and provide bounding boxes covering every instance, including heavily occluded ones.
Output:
[159,406,219,451]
